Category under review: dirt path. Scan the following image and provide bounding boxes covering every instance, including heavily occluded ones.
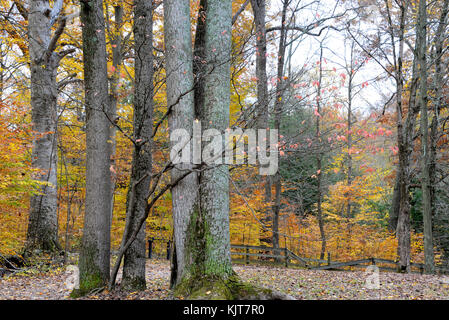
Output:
[1,259,448,300]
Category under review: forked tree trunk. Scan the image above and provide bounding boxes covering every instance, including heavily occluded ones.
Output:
[121,0,153,291]
[173,1,235,297]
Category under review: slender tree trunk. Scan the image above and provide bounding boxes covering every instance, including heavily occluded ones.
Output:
[316,45,326,260]
[250,0,272,237]
[385,0,411,272]
[272,0,289,259]
[76,0,112,294]
[251,0,268,129]
[107,4,123,228]
[164,0,199,287]
[26,0,61,254]
[430,0,449,264]
[346,46,354,219]
[0,45,3,102]
[121,0,153,291]
[416,0,435,274]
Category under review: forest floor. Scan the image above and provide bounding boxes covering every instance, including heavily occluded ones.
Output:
[0,258,449,300]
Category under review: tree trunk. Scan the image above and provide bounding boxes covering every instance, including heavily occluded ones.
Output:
[121,0,153,291]
[26,0,61,254]
[316,45,326,260]
[75,0,112,295]
[271,0,289,260]
[346,46,354,219]
[250,0,272,238]
[430,0,449,266]
[389,176,400,232]
[164,0,199,288]
[107,4,123,230]
[385,0,411,272]
[196,0,233,278]
[173,0,236,298]
[416,0,435,274]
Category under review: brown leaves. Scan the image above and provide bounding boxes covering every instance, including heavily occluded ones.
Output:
[1,259,448,300]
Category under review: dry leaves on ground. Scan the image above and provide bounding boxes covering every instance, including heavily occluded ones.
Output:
[1,259,448,300]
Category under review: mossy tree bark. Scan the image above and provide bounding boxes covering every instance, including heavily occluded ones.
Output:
[195,0,233,279]
[75,0,112,295]
[173,0,235,296]
[121,0,153,291]
[166,0,290,300]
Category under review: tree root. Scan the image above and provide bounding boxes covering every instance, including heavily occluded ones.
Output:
[173,274,295,300]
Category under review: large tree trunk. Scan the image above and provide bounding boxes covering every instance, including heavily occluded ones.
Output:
[164,0,199,288]
[75,0,112,295]
[171,0,293,301]
[121,0,153,291]
[196,0,233,278]
[174,0,237,298]
[26,0,61,254]
[416,0,435,274]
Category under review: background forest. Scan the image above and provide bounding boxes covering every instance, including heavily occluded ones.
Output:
[0,0,449,298]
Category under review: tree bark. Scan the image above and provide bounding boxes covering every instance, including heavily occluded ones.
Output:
[389,175,400,232]
[26,0,62,254]
[76,0,112,294]
[250,0,272,243]
[164,0,199,287]
[416,0,435,274]
[196,0,233,278]
[107,4,123,231]
[121,0,153,291]
[271,0,289,260]
[346,43,355,219]
[316,45,326,260]
[385,0,411,272]
[173,0,234,289]
[430,0,449,266]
